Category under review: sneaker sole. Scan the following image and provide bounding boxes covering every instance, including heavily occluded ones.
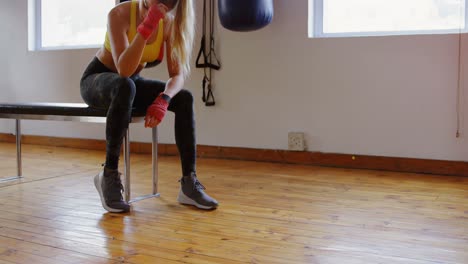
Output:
[177,189,217,210]
[94,173,128,213]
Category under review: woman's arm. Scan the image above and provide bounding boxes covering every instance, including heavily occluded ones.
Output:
[107,7,147,77]
[162,15,187,97]
[144,25,186,128]
[162,38,185,98]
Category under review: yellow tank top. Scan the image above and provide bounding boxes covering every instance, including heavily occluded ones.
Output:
[104,0,164,64]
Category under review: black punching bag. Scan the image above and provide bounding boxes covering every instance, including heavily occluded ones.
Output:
[218,0,274,32]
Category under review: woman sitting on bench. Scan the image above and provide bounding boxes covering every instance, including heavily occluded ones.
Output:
[80,0,218,213]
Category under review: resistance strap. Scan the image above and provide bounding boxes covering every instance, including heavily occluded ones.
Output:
[196,0,220,106]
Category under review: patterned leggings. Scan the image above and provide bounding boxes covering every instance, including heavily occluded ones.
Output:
[80,57,196,176]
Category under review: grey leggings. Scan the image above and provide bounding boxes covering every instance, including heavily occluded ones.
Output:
[80,57,196,176]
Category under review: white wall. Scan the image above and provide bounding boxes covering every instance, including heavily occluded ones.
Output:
[1,0,467,162]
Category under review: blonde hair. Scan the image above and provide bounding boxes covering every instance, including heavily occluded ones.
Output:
[168,0,195,77]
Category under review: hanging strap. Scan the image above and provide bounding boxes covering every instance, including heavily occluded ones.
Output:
[196,0,221,70]
[202,75,216,106]
[198,0,219,106]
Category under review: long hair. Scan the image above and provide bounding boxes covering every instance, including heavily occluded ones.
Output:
[165,0,194,77]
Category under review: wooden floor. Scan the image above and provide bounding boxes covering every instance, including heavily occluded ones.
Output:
[0,142,467,264]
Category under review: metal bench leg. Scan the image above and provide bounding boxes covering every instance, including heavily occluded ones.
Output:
[123,128,131,202]
[123,126,160,204]
[0,119,23,183]
[16,119,22,177]
[152,126,158,195]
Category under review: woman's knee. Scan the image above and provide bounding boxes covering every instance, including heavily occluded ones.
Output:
[170,89,194,113]
[113,77,136,106]
[174,89,194,105]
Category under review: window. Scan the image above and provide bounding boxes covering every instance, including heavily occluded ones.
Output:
[28,0,116,50]
[309,0,467,38]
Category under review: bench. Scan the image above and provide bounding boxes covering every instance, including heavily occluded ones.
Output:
[0,102,159,203]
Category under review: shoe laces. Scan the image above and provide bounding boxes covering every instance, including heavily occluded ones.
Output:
[113,173,125,192]
[180,176,206,191]
[107,173,125,199]
[103,164,125,192]
[193,178,206,191]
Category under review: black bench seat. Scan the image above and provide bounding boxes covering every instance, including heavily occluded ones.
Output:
[0,102,146,122]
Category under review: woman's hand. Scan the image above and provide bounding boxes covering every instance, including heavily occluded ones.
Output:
[145,93,170,128]
[137,4,167,40]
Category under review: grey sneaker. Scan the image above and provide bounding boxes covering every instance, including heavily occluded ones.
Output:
[177,173,218,210]
[94,168,130,213]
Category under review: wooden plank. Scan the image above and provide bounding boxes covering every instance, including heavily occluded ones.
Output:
[0,236,108,264]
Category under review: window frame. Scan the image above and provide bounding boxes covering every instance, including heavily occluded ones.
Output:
[309,0,468,38]
[28,0,118,51]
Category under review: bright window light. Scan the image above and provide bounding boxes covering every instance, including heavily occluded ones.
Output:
[310,0,467,38]
[30,0,115,50]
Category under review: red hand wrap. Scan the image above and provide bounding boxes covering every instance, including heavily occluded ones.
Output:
[137,5,164,40]
[146,93,169,123]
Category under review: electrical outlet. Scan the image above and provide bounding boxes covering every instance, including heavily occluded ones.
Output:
[288,132,306,151]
